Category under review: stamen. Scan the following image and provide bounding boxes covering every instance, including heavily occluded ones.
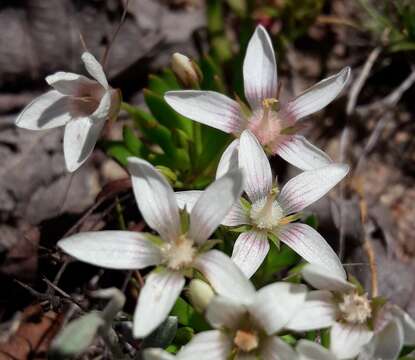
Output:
[234,329,259,353]
[161,235,196,270]
[338,292,372,324]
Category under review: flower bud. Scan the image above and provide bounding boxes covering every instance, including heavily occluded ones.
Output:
[171,53,202,88]
[188,279,214,313]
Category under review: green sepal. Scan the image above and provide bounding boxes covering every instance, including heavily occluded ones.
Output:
[280,334,296,345]
[144,233,164,247]
[198,239,222,253]
[179,208,190,234]
[321,328,330,349]
[267,232,280,250]
[239,197,252,212]
[228,225,252,233]
[347,275,365,295]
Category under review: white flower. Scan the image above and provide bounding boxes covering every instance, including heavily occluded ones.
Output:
[15,52,121,172]
[164,25,350,171]
[144,281,308,360]
[176,129,348,279]
[58,157,250,338]
[358,304,415,360]
[285,263,374,359]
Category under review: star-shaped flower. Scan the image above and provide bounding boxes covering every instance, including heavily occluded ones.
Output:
[58,158,250,338]
[165,25,350,171]
[176,129,348,279]
[144,281,307,360]
[15,52,121,172]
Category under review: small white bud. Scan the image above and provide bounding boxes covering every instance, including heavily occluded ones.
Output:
[188,279,214,313]
[171,53,202,88]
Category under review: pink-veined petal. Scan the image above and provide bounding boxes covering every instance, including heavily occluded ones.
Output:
[285,290,337,332]
[275,135,333,171]
[239,129,273,203]
[63,117,105,172]
[164,90,244,134]
[302,264,353,292]
[15,90,72,130]
[296,340,338,360]
[134,270,185,338]
[216,139,239,179]
[231,230,269,278]
[193,250,255,299]
[282,67,350,121]
[178,330,232,360]
[205,296,247,330]
[249,282,307,335]
[46,71,100,96]
[143,349,176,360]
[189,168,244,244]
[58,231,161,270]
[128,158,181,243]
[81,52,109,89]
[278,163,349,214]
[330,322,373,360]
[243,25,278,110]
[89,90,112,123]
[261,336,297,360]
[277,223,345,279]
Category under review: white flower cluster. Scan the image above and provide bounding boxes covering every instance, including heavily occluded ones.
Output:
[15,25,415,360]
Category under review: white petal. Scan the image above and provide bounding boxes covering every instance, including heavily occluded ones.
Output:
[390,306,415,345]
[277,223,345,279]
[189,168,244,244]
[205,296,246,330]
[243,25,278,110]
[330,322,373,359]
[176,191,249,228]
[261,336,297,360]
[134,270,185,338]
[193,250,255,299]
[231,230,269,278]
[89,90,112,123]
[367,318,403,360]
[278,163,349,214]
[64,117,105,172]
[249,282,307,335]
[58,231,161,269]
[46,71,100,96]
[296,340,337,360]
[175,190,202,213]
[81,52,109,89]
[301,264,353,292]
[283,67,350,121]
[275,135,333,171]
[239,129,273,202]
[178,330,231,360]
[216,139,239,179]
[285,291,337,332]
[15,90,71,130]
[128,158,181,243]
[143,349,176,360]
[164,91,244,134]
[222,202,250,227]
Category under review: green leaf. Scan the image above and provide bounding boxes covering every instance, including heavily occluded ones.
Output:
[174,326,194,346]
[228,225,253,233]
[105,141,134,166]
[122,126,147,157]
[144,89,193,137]
[140,316,178,350]
[170,297,210,331]
[148,74,172,95]
[226,0,247,17]
[304,214,319,229]
[49,312,104,358]
[161,68,182,90]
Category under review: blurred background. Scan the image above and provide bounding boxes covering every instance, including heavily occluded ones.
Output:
[0,0,415,357]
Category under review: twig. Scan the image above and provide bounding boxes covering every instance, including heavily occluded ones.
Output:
[102,0,131,69]
[346,47,382,115]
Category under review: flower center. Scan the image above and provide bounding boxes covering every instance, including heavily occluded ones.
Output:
[233,329,259,353]
[338,292,372,324]
[250,195,283,230]
[160,235,196,270]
